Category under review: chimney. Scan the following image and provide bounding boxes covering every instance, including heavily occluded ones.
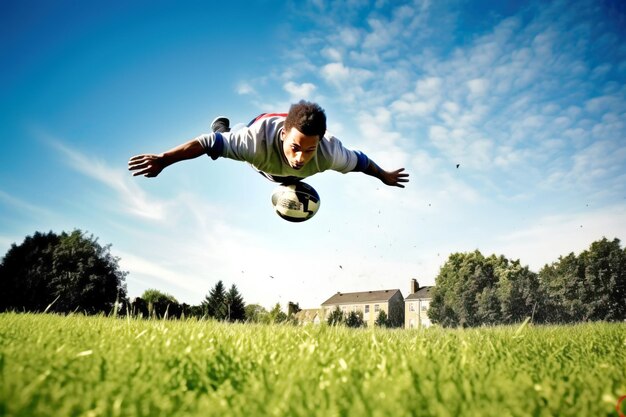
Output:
[410,279,419,295]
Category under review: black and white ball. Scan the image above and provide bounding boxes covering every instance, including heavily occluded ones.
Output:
[271,182,321,222]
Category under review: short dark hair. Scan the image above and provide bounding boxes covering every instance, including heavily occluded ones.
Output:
[284,100,327,138]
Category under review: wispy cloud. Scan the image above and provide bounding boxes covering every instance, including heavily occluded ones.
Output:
[116,250,209,295]
[283,81,317,101]
[0,189,54,218]
[39,134,167,221]
[237,81,256,95]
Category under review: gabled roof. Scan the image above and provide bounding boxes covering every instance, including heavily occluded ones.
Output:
[321,289,402,306]
[405,286,434,300]
[294,309,320,321]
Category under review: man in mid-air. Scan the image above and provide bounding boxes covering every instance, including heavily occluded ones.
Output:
[128,100,409,187]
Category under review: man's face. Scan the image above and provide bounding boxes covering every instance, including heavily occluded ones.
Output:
[281,127,319,170]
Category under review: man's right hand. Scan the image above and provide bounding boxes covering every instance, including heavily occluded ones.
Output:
[128,154,166,177]
[128,139,206,178]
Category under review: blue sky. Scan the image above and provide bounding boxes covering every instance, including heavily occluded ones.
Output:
[2,0,625,309]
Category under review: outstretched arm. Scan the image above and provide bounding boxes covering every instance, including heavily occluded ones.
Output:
[362,159,409,188]
[128,139,206,177]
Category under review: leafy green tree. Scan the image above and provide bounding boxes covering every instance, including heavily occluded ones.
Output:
[429,251,496,327]
[579,238,626,321]
[345,310,365,328]
[225,284,246,322]
[496,258,543,323]
[428,289,458,327]
[375,310,388,327]
[0,230,127,314]
[244,304,267,322]
[48,230,128,314]
[539,237,626,323]
[187,304,204,318]
[539,252,586,323]
[179,303,193,318]
[430,251,541,327]
[327,306,343,325]
[464,255,499,326]
[142,289,178,305]
[268,303,288,323]
[0,231,60,312]
[141,289,179,318]
[476,287,500,325]
[130,297,149,317]
[202,280,227,320]
[429,253,464,327]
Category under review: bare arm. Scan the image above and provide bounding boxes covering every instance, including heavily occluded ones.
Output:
[362,159,409,188]
[128,139,206,177]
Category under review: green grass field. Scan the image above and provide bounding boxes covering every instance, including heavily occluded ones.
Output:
[0,313,624,417]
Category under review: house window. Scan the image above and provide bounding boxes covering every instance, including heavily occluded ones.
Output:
[341,306,347,313]
[421,300,430,311]
[409,303,415,312]
[365,305,370,314]
[374,304,380,312]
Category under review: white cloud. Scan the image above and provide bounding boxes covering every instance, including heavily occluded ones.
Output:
[283,81,316,100]
[348,50,381,66]
[428,125,447,142]
[411,150,439,175]
[310,0,325,10]
[320,62,374,102]
[356,108,401,144]
[117,217,285,303]
[117,251,208,295]
[590,63,612,79]
[585,94,622,114]
[392,99,438,118]
[363,18,395,50]
[467,78,489,97]
[493,145,525,168]
[236,82,256,95]
[321,47,342,62]
[416,76,443,97]
[321,62,351,83]
[442,101,460,115]
[335,27,361,48]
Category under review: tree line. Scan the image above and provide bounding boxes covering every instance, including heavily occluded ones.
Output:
[0,230,299,322]
[429,237,626,327]
[128,281,245,321]
[124,287,299,323]
[2,230,624,327]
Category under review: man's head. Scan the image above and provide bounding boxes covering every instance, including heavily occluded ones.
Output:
[284,100,327,138]
[281,101,326,170]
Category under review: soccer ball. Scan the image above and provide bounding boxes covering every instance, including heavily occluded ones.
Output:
[271,182,321,222]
